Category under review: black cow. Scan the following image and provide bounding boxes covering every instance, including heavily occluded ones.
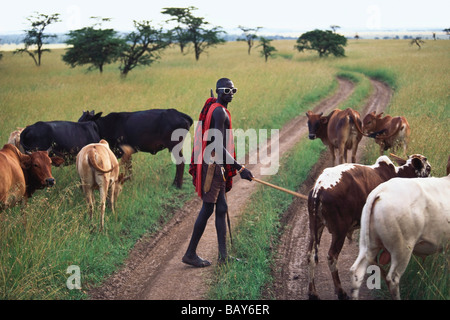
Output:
[20,121,101,161]
[78,109,193,188]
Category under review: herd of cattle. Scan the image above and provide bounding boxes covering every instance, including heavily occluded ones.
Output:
[305,107,449,300]
[0,105,448,300]
[1,108,193,216]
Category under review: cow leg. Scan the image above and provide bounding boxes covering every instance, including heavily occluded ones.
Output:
[173,163,184,189]
[82,184,94,221]
[307,222,325,300]
[328,145,336,166]
[98,179,108,232]
[327,233,349,300]
[386,247,413,300]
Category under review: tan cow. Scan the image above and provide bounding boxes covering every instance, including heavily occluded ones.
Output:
[7,127,25,153]
[0,144,64,210]
[306,108,364,165]
[76,140,132,231]
[362,111,411,156]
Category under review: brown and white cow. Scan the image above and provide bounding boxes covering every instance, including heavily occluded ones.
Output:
[307,154,431,300]
[362,111,411,156]
[306,108,364,165]
[351,175,450,300]
[0,144,64,210]
[76,140,132,231]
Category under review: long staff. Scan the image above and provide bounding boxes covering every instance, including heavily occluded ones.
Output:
[251,177,309,200]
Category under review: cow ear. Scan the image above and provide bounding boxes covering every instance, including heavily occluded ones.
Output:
[411,157,423,171]
[93,112,103,120]
[51,156,64,167]
[20,154,32,169]
[377,112,384,118]
[320,117,328,124]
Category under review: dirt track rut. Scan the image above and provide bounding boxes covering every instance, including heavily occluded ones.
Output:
[89,78,392,300]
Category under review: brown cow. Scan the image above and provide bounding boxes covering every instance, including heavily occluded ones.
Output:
[0,144,64,210]
[76,140,132,231]
[362,111,411,156]
[307,154,431,300]
[306,108,364,165]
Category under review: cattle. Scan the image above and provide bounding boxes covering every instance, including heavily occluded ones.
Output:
[351,175,450,300]
[8,127,25,153]
[20,120,101,161]
[78,109,193,188]
[306,154,431,300]
[362,111,411,156]
[306,108,364,165]
[76,140,133,231]
[0,144,64,210]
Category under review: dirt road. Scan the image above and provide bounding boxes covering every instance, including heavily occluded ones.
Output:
[89,78,392,300]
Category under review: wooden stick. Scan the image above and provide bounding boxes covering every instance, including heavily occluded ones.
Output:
[252,177,309,200]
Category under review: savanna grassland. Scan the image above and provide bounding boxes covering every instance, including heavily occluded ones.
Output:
[0,39,449,300]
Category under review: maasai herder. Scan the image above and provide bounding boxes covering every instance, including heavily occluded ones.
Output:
[183,78,254,267]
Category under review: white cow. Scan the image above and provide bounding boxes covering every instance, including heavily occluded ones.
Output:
[350,175,450,300]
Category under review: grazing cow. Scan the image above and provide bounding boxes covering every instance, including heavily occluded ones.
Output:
[20,120,101,161]
[307,154,431,300]
[0,144,64,210]
[76,140,132,231]
[8,127,25,153]
[362,111,411,155]
[306,108,364,165]
[78,109,193,188]
[351,175,450,300]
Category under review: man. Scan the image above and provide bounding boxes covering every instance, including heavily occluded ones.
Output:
[183,78,253,267]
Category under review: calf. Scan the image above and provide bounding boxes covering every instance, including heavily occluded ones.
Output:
[307,154,431,300]
[306,108,364,165]
[0,144,64,210]
[76,140,132,231]
[351,175,450,300]
[362,111,411,155]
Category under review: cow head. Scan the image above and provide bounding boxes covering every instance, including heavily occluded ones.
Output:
[113,173,132,201]
[306,111,327,140]
[78,110,103,122]
[393,153,432,178]
[362,111,383,134]
[23,151,64,189]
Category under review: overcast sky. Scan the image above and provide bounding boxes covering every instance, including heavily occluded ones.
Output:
[0,0,448,35]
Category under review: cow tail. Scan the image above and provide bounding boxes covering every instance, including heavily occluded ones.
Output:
[87,147,115,174]
[360,192,380,251]
[349,110,367,136]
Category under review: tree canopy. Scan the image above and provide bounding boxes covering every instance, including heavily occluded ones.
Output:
[295,29,347,57]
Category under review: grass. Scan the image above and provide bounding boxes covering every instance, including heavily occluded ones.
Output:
[0,39,448,300]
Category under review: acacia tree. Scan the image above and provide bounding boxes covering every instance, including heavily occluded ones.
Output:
[14,12,60,66]
[257,37,277,62]
[119,20,171,78]
[161,7,191,53]
[63,19,125,73]
[295,29,347,57]
[162,6,225,61]
[237,25,262,55]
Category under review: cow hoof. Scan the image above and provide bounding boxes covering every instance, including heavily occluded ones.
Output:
[338,291,350,300]
[308,293,320,300]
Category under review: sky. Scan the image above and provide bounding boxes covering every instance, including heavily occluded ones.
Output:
[0,0,448,35]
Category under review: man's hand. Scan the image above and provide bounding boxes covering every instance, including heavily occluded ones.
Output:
[239,168,253,181]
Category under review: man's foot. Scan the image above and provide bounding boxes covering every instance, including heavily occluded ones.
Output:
[182,254,211,268]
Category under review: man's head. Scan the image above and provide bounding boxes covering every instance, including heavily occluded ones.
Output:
[216,78,237,106]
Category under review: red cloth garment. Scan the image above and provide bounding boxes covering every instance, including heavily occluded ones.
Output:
[189,98,237,198]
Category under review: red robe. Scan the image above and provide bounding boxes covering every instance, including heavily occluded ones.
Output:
[189,98,237,198]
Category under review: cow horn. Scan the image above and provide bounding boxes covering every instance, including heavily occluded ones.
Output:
[389,153,406,161]
[210,88,214,98]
